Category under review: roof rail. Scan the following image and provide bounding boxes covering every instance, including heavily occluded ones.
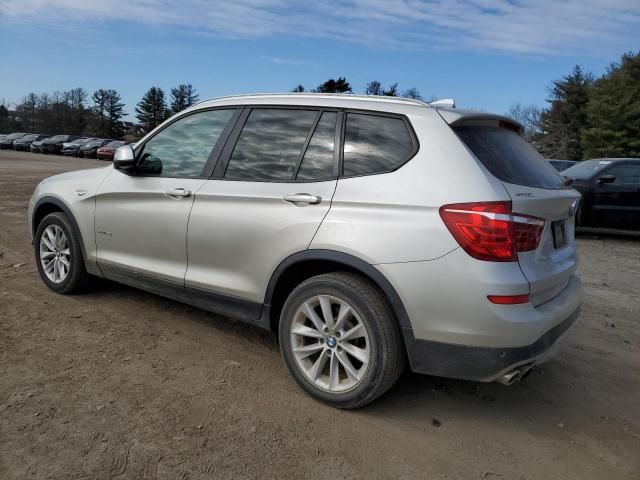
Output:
[429,98,456,108]
[190,92,433,108]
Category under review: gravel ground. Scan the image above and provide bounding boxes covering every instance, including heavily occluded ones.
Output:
[1,150,639,480]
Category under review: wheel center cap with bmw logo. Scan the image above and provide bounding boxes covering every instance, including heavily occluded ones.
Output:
[325,336,337,348]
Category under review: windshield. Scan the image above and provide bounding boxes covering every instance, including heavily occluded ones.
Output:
[107,141,124,147]
[6,133,25,139]
[23,134,39,140]
[85,140,102,147]
[49,135,67,141]
[562,160,613,179]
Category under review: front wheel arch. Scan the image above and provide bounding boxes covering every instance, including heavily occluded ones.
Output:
[33,197,90,269]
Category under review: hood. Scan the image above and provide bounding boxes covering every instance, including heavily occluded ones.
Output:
[40,166,112,186]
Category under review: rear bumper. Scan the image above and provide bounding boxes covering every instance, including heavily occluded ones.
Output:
[404,305,580,381]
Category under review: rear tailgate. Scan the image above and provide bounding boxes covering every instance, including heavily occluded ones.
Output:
[501,183,579,305]
[441,110,580,306]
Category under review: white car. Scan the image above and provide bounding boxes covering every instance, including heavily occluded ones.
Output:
[29,93,583,408]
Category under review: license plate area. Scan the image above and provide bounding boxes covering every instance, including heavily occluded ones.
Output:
[552,220,567,249]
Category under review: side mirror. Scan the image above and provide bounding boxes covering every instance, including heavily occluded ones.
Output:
[596,174,616,185]
[113,145,136,173]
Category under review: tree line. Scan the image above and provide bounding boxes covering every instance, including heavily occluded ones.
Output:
[292,77,425,100]
[509,51,640,160]
[0,84,200,139]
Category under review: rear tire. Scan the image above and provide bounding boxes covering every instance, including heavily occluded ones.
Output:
[34,212,91,294]
[279,272,404,409]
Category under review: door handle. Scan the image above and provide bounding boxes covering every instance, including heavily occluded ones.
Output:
[165,188,192,198]
[283,193,322,205]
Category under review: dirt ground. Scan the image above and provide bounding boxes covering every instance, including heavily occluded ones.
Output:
[0,150,638,480]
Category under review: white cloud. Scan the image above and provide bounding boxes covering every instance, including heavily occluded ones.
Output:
[1,0,638,55]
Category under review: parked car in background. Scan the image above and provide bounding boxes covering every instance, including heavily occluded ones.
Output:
[96,140,125,160]
[41,135,81,154]
[1,132,27,149]
[13,134,49,151]
[549,159,578,172]
[564,158,640,230]
[79,139,112,158]
[30,138,48,153]
[28,93,583,408]
[62,138,94,156]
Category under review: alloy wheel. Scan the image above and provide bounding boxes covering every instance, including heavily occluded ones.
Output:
[290,295,371,393]
[39,225,71,283]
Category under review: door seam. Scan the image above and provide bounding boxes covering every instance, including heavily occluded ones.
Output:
[306,179,339,249]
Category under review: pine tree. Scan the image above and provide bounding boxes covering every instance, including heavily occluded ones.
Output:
[106,90,126,139]
[538,65,593,160]
[583,52,640,158]
[315,77,352,93]
[169,84,199,115]
[91,89,126,138]
[91,89,110,137]
[136,87,168,132]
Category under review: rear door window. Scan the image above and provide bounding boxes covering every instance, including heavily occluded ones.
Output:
[343,113,415,176]
[454,124,564,189]
[296,111,337,181]
[225,109,317,181]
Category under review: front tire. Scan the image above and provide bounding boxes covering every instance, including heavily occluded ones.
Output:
[34,212,90,294]
[279,272,404,409]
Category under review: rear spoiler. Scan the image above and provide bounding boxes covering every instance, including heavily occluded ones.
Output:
[436,108,524,134]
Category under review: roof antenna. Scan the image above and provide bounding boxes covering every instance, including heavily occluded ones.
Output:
[429,98,456,108]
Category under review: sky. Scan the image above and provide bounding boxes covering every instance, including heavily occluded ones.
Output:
[1,0,639,120]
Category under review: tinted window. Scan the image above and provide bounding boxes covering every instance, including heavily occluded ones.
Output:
[297,112,337,180]
[343,114,414,176]
[225,109,317,180]
[562,159,611,179]
[455,125,564,189]
[138,109,235,177]
[607,164,640,185]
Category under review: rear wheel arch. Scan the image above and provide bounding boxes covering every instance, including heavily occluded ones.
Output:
[264,250,412,336]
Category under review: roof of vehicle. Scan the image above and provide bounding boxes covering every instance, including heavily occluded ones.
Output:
[588,157,640,162]
[191,93,433,115]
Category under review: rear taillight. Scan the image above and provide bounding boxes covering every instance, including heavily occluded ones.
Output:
[487,294,530,305]
[439,201,545,262]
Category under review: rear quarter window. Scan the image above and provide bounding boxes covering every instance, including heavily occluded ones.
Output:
[343,113,415,176]
[454,125,565,189]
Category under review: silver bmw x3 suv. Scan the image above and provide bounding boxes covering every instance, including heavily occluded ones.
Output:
[29,93,583,408]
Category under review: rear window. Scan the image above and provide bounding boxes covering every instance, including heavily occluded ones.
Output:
[454,125,564,189]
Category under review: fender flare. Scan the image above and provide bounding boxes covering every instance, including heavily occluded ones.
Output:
[264,249,412,330]
[33,196,92,271]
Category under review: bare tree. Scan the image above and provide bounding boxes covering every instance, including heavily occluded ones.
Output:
[508,102,543,143]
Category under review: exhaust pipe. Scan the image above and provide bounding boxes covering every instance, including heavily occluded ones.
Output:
[496,366,533,385]
[496,369,522,385]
